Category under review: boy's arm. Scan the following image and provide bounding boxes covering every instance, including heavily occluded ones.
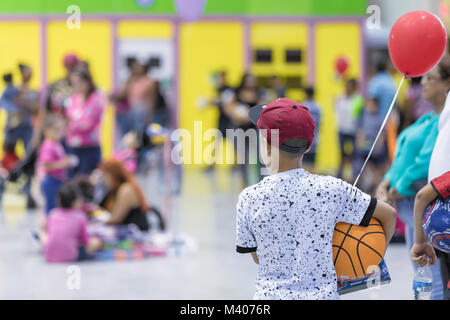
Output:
[333,178,396,246]
[371,200,397,246]
[410,184,438,267]
[236,191,258,261]
[251,252,259,264]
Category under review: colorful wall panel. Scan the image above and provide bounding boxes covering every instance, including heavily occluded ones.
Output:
[179,22,244,166]
[46,21,113,159]
[250,22,308,102]
[0,21,41,92]
[314,22,362,172]
[46,21,112,92]
[0,21,41,159]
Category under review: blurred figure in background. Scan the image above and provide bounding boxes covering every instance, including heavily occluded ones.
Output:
[111,58,155,136]
[368,60,396,118]
[354,97,387,192]
[37,115,74,215]
[0,139,19,178]
[225,73,263,186]
[46,53,80,115]
[334,78,363,180]
[0,73,22,148]
[262,75,286,104]
[408,77,434,123]
[17,63,39,151]
[110,57,134,136]
[213,71,233,138]
[152,81,170,127]
[353,60,396,192]
[65,69,106,177]
[98,160,150,231]
[126,58,155,133]
[203,71,234,172]
[375,56,450,300]
[301,86,321,172]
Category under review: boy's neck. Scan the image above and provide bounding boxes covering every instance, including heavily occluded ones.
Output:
[271,157,303,174]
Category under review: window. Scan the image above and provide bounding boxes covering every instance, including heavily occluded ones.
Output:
[285,49,302,63]
[148,57,161,68]
[254,49,272,63]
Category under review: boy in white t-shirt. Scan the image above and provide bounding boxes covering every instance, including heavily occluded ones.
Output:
[236,98,396,300]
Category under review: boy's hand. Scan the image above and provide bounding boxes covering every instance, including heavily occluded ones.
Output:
[410,241,437,267]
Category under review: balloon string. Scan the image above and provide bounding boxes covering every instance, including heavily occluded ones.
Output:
[353,75,406,188]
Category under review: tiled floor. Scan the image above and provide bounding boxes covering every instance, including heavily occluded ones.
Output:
[0,168,414,299]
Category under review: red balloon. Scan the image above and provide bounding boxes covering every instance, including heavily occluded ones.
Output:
[389,11,447,78]
[335,56,349,75]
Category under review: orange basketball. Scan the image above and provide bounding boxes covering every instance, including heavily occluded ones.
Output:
[332,218,386,280]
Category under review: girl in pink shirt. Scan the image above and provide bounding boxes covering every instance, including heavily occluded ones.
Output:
[44,183,102,263]
[38,115,75,215]
[66,69,106,176]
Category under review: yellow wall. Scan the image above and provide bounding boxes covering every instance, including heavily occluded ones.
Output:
[314,23,361,173]
[46,21,112,92]
[179,22,244,167]
[0,21,41,159]
[251,23,308,102]
[46,21,113,159]
[0,21,41,92]
[118,21,173,39]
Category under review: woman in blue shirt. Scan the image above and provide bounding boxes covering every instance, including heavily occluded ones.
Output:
[376,56,450,299]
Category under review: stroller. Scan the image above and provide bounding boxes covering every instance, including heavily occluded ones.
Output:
[0,146,37,212]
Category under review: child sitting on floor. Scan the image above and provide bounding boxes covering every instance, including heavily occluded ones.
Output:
[44,183,102,263]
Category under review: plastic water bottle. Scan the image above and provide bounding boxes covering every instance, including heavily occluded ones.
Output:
[413,266,432,300]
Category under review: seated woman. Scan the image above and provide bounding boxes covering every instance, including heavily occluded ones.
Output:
[97,159,149,231]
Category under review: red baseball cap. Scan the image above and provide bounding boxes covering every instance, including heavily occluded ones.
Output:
[248,98,316,153]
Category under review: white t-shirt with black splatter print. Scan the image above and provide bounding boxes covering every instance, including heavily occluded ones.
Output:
[236,168,376,300]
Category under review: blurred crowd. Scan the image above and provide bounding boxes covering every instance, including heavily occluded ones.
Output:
[204,58,446,196]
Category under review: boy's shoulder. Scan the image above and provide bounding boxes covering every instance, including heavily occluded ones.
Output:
[237,171,347,202]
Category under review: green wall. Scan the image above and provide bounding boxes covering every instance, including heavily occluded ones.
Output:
[0,0,366,16]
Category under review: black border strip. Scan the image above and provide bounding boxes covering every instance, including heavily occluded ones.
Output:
[430,180,444,200]
[236,246,257,254]
[359,197,377,227]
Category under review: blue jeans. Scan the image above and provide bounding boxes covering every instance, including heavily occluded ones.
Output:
[397,197,444,300]
[69,146,102,178]
[41,175,63,215]
[130,107,150,133]
[116,112,133,136]
[5,122,33,153]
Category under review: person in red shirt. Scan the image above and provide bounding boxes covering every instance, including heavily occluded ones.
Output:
[411,170,450,300]
[0,140,19,176]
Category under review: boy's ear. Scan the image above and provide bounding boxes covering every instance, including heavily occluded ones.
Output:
[305,144,312,154]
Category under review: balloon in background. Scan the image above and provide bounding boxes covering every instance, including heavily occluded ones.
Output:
[174,0,207,23]
[335,56,350,76]
[388,11,447,78]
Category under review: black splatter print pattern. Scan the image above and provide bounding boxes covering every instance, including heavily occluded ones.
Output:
[236,168,371,300]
